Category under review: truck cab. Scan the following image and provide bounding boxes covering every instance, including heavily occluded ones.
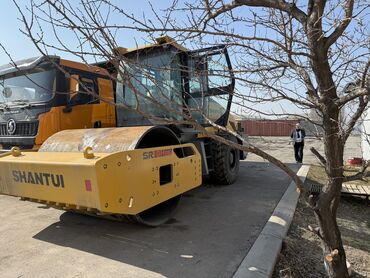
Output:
[0,56,115,149]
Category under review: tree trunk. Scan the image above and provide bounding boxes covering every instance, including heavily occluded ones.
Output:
[314,195,349,277]
[314,106,349,277]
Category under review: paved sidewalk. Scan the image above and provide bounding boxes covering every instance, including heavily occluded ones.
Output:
[233,165,310,278]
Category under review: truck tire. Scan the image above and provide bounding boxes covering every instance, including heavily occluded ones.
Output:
[211,138,240,185]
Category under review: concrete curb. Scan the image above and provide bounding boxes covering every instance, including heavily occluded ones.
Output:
[233,165,310,278]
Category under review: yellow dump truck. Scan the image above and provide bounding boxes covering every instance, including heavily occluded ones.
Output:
[0,37,243,226]
[0,56,116,149]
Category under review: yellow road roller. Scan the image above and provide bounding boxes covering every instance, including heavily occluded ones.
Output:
[0,37,244,226]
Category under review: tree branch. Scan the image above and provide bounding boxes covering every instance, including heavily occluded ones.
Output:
[325,0,354,48]
[344,160,370,182]
[310,147,327,165]
[342,96,368,143]
[233,0,307,24]
[336,59,370,106]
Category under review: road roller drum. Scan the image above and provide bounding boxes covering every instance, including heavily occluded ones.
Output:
[0,126,202,226]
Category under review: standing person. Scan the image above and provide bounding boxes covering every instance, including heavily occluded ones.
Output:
[290,123,305,163]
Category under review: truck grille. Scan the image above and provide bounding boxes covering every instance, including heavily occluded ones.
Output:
[0,121,38,136]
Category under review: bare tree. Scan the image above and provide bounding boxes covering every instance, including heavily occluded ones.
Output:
[4,0,370,277]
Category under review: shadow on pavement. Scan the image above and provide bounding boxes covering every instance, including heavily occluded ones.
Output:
[33,161,300,278]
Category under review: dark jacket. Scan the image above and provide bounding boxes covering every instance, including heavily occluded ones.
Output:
[290,128,305,144]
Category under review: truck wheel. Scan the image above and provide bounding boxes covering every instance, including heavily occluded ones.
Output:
[211,139,240,185]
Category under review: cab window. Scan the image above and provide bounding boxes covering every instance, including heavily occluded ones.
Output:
[187,48,233,125]
[70,77,99,105]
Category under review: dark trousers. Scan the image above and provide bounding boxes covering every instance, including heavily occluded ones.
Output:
[294,142,304,162]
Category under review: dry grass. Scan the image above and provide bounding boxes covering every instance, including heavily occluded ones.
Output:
[307,164,370,186]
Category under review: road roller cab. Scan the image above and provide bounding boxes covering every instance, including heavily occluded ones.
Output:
[115,37,235,128]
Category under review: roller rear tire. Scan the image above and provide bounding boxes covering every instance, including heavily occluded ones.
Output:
[211,138,240,185]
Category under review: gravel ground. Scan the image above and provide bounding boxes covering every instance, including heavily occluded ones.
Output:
[272,194,370,278]
[246,136,362,164]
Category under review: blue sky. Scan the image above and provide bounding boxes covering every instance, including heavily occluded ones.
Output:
[0,0,171,65]
[0,1,252,64]
[0,1,367,117]
[0,1,35,64]
[0,0,315,117]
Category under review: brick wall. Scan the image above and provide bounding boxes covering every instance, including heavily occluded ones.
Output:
[239,120,298,136]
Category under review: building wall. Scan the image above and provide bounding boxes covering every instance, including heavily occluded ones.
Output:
[239,120,298,136]
[361,110,370,160]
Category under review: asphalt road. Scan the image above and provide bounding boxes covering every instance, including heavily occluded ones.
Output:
[0,160,299,278]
